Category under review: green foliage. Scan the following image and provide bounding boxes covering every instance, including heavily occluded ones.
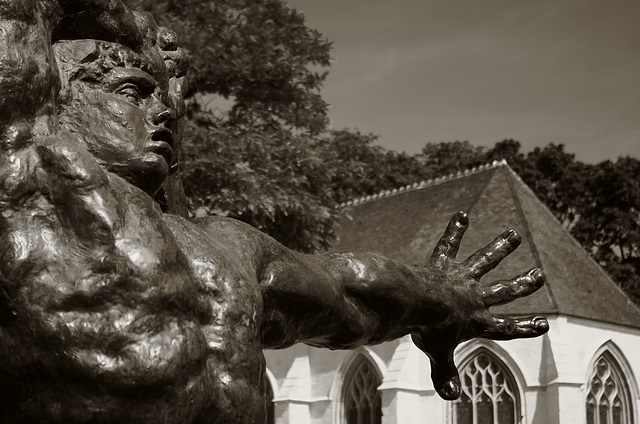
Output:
[181,111,338,252]
[121,0,335,251]
[573,157,640,260]
[571,157,640,303]
[421,140,487,175]
[125,0,332,134]
[180,124,433,252]
[315,130,434,204]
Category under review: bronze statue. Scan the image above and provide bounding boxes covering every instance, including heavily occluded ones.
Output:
[0,1,548,422]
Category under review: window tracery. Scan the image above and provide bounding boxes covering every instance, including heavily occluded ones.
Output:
[452,350,519,424]
[343,355,382,424]
[586,352,633,424]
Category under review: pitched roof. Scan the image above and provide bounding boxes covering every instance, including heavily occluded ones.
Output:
[330,161,640,329]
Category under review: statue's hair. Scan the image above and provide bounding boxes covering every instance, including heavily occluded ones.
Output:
[53,11,189,104]
[154,26,189,80]
[132,10,189,79]
[54,40,154,85]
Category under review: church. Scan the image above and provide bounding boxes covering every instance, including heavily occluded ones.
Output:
[263,160,640,424]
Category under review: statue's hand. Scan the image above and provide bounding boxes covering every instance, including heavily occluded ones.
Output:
[411,212,548,400]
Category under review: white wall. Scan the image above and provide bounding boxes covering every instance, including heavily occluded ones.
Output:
[264,315,640,424]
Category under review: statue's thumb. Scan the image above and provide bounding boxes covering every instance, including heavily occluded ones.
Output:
[430,352,461,400]
[411,333,461,400]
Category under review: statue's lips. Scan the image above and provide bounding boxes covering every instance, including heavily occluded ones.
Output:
[147,128,174,165]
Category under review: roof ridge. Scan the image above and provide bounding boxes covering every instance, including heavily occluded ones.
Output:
[339,159,508,208]
[504,166,640,317]
[469,166,499,216]
[502,166,559,312]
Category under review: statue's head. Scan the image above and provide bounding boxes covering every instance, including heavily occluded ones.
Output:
[54,14,188,196]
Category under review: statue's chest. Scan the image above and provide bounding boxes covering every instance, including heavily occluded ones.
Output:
[0,185,193,307]
[167,221,264,344]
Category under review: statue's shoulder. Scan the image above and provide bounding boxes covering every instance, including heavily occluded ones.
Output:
[165,215,259,239]
[163,214,266,276]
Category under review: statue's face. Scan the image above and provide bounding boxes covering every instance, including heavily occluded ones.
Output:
[56,40,180,196]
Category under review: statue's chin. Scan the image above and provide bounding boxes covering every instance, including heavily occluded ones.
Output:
[106,157,169,197]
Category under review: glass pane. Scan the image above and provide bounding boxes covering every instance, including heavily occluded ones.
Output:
[497,396,514,424]
[477,394,493,424]
[591,377,603,397]
[362,406,371,424]
[586,402,595,424]
[373,391,382,424]
[477,355,489,368]
[455,399,473,424]
[347,407,358,424]
[613,404,623,424]
[455,351,520,424]
[597,361,608,378]
[600,403,610,424]
[605,378,616,397]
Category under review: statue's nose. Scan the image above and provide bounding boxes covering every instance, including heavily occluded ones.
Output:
[153,109,173,125]
[148,95,175,125]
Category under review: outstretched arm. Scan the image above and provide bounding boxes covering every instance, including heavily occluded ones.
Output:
[235,212,547,399]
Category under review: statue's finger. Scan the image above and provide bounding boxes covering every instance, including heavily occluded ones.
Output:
[411,333,461,400]
[429,211,469,267]
[481,268,545,307]
[461,229,521,279]
[481,315,549,340]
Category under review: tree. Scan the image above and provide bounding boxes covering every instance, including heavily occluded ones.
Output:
[125,0,332,134]
[421,140,486,175]
[180,125,434,251]
[484,139,527,170]
[423,140,639,303]
[181,113,339,252]
[314,130,434,204]
[571,157,640,303]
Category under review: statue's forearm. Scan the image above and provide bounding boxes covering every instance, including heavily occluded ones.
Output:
[260,246,448,349]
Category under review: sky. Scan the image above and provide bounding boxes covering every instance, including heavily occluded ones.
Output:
[284,0,640,164]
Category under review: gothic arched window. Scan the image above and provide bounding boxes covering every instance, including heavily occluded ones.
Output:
[586,351,633,424]
[452,349,520,424]
[343,355,382,424]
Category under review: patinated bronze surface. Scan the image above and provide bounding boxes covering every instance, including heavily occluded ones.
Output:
[0,1,549,422]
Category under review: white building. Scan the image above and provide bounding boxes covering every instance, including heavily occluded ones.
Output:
[264,162,640,424]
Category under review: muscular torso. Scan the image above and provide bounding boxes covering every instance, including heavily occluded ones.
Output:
[0,136,266,423]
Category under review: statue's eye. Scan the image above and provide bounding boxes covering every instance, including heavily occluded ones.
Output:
[115,83,142,105]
